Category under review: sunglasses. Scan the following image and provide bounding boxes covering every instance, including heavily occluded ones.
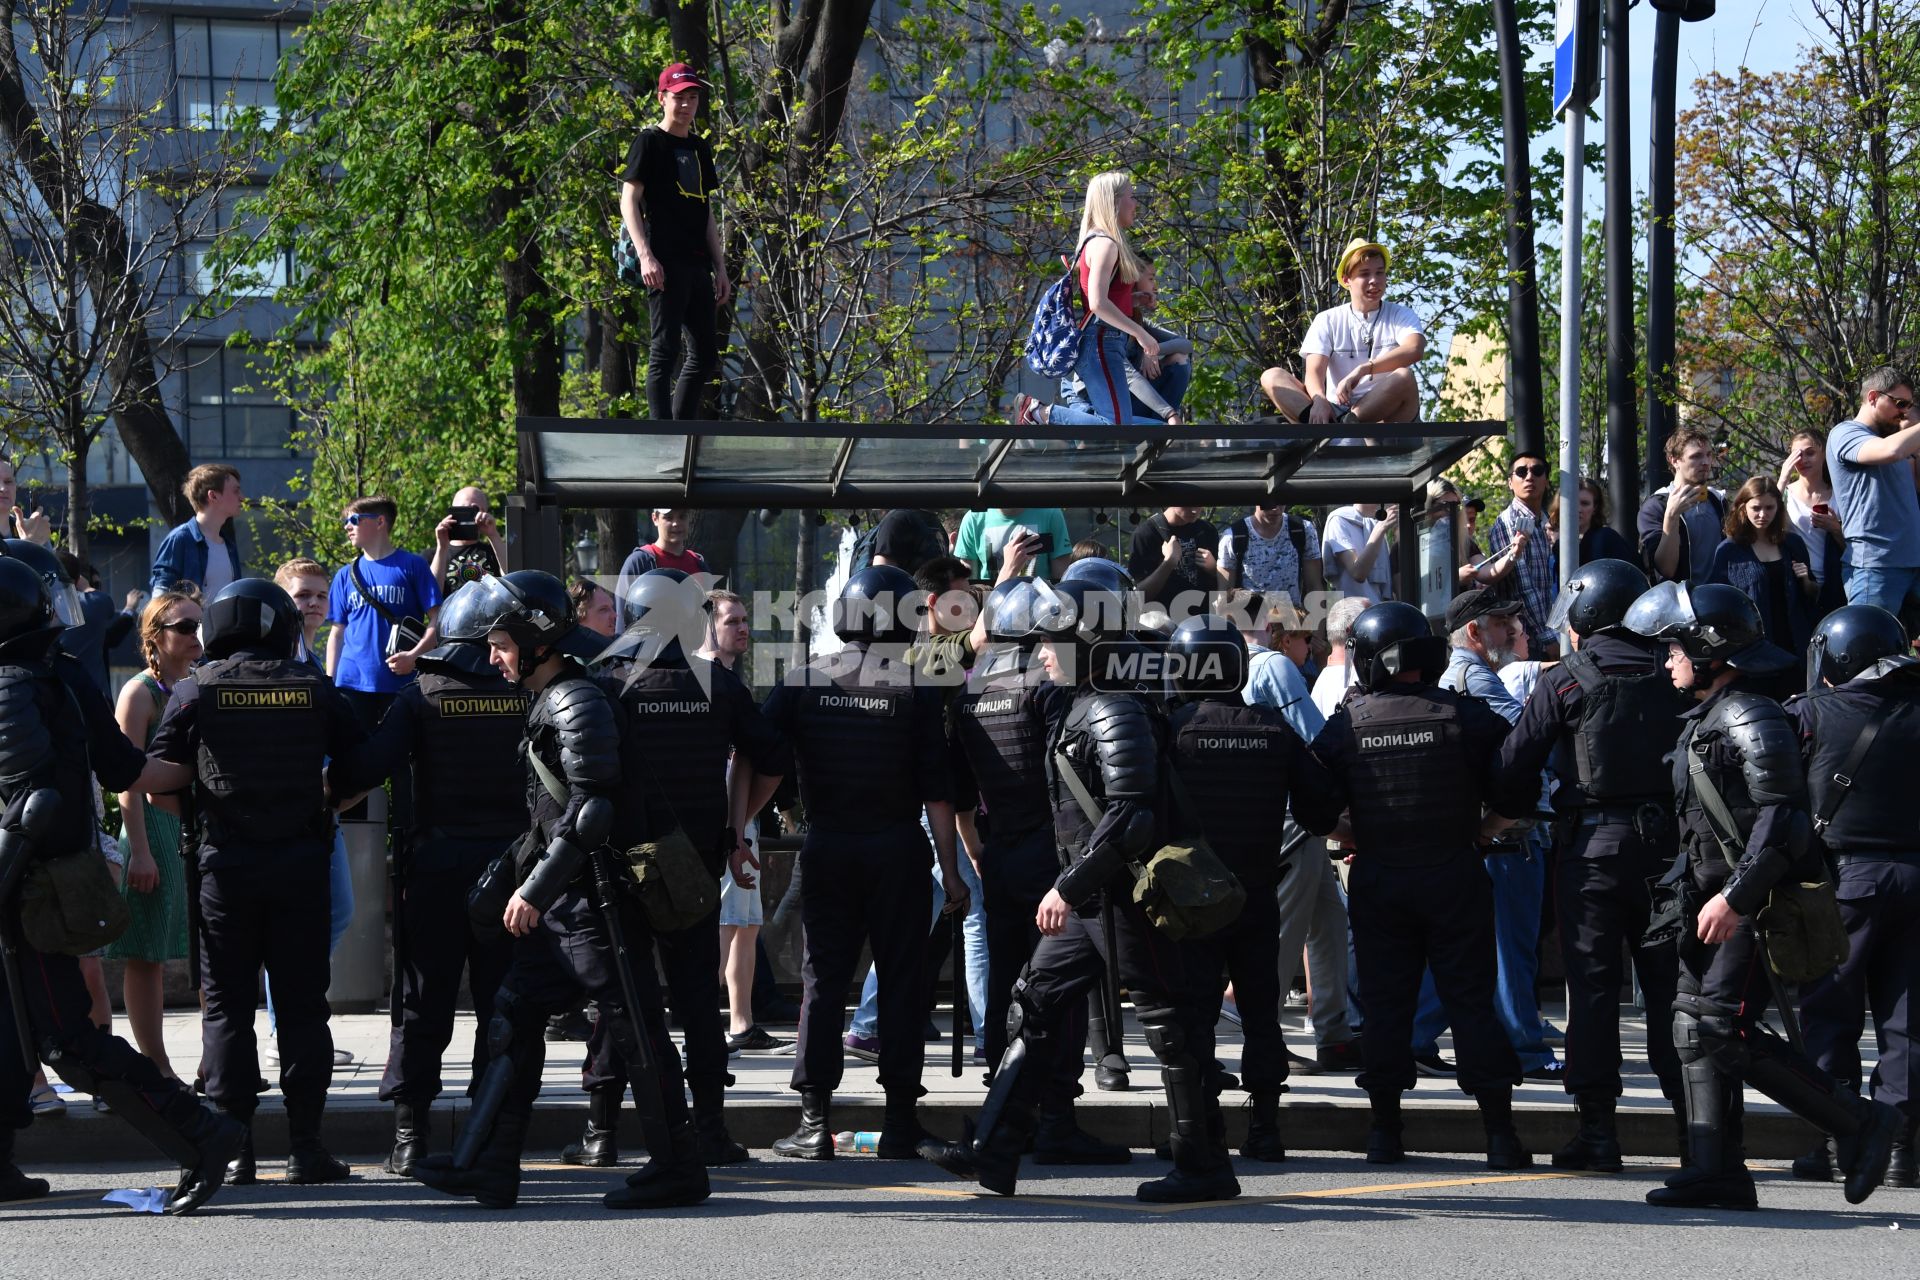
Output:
[1512,464,1549,479]
[1887,394,1915,411]
[156,619,199,636]
[343,513,383,527]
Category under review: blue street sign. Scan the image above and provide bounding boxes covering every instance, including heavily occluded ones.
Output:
[1555,0,1600,115]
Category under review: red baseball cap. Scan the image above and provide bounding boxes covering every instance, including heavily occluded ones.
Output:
[658,63,707,94]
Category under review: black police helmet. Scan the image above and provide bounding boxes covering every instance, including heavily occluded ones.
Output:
[2,538,83,629]
[1167,613,1249,698]
[982,577,1045,645]
[0,555,59,656]
[1059,556,1134,595]
[832,564,920,644]
[1547,557,1649,638]
[1807,604,1909,688]
[600,568,710,668]
[1624,580,1793,674]
[1349,600,1447,691]
[202,577,302,660]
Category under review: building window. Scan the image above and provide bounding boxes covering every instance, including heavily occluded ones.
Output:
[183,346,298,458]
[182,189,288,297]
[173,19,299,129]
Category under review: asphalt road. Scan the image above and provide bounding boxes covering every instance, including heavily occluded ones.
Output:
[7,1152,1916,1279]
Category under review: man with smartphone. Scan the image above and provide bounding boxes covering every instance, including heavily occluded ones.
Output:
[1128,505,1221,618]
[955,507,1071,582]
[429,485,509,600]
[1638,427,1726,587]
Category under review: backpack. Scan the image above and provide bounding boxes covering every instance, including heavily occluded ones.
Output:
[1225,516,1310,591]
[1024,236,1104,379]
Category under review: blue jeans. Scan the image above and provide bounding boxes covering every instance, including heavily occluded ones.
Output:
[1844,562,1920,615]
[1413,833,1556,1069]
[1051,322,1158,427]
[849,829,989,1051]
[267,829,352,1035]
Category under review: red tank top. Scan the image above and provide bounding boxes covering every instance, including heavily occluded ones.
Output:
[1077,239,1132,319]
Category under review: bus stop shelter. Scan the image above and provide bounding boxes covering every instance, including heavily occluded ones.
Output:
[507,418,1506,604]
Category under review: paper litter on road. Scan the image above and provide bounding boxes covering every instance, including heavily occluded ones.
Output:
[101,1188,168,1214]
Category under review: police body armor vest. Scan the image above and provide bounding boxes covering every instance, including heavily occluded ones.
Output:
[414,671,529,843]
[791,653,924,833]
[1676,708,1761,868]
[617,663,735,865]
[0,661,99,858]
[1803,689,1920,854]
[1343,688,1479,866]
[194,657,331,846]
[1050,689,1161,868]
[950,680,1051,840]
[1561,650,1681,807]
[1170,698,1293,882]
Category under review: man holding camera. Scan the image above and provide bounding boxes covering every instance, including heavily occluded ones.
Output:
[429,486,509,601]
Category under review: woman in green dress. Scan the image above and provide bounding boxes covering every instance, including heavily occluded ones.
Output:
[105,589,202,1078]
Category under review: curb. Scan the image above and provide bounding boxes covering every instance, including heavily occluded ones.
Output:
[18,1097,1819,1166]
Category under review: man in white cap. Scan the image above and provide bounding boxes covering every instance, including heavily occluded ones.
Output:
[1259,238,1426,430]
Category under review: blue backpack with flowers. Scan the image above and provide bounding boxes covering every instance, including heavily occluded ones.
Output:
[1024,235,1106,378]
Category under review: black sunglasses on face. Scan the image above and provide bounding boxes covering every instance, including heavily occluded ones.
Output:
[1512,464,1549,479]
[157,619,199,635]
[1887,394,1915,411]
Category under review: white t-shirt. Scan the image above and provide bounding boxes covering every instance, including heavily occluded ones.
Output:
[1310,661,1356,719]
[1300,300,1425,406]
[1782,484,1836,583]
[201,537,234,598]
[1321,505,1394,601]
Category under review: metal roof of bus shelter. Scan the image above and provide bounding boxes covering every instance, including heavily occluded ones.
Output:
[515,418,1504,510]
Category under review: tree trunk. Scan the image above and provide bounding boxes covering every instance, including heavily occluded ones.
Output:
[64,434,89,559]
[491,0,561,419]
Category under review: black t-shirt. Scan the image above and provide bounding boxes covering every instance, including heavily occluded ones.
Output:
[621,126,719,263]
[441,541,499,599]
[872,509,948,574]
[1128,513,1221,612]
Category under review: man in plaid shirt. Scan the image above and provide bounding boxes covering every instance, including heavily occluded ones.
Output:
[1483,450,1560,659]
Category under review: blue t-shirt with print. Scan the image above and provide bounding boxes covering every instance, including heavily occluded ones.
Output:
[327,549,441,694]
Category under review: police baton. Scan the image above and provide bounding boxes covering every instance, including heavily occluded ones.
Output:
[587,847,672,1161]
[950,911,965,1077]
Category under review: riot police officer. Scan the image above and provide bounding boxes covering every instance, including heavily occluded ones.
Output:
[925,578,1243,1203]
[0,557,243,1213]
[410,571,709,1211]
[329,581,528,1175]
[1166,613,1319,1163]
[141,578,367,1186]
[1292,601,1532,1170]
[1786,604,1920,1188]
[561,568,790,1169]
[735,565,966,1161]
[946,578,1124,1165]
[1626,581,1901,1210]
[1494,559,1687,1169]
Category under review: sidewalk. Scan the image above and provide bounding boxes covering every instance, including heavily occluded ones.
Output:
[19,1000,1836,1164]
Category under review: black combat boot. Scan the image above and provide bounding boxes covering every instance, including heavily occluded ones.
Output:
[1365,1090,1404,1164]
[1791,1136,1839,1182]
[0,1127,49,1203]
[1094,1054,1131,1092]
[1241,1092,1287,1163]
[285,1100,352,1185]
[1647,1070,1755,1210]
[163,1107,247,1216]
[1136,1067,1239,1203]
[1032,1104,1131,1165]
[1888,1113,1917,1189]
[1834,1097,1903,1206]
[560,1087,621,1168]
[771,1088,833,1159]
[877,1088,931,1159]
[1551,1093,1621,1172]
[413,1112,527,1209]
[1477,1088,1532,1171]
[604,1122,711,1209]
[225,1118,257,1186]
[384,1101,428,1177]
[691,1083,747,1167]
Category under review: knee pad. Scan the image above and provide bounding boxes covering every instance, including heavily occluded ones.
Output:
[1142,1019,1186,1062]
[1693,1006,1750,1075]
[1006,974,1040,1042]
[1670,1003,1705,1067]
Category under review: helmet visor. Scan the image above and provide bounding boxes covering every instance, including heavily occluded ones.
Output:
[437,576,522,643]
[47,579,82,629]
[1621,580,1695,642]
[1546,579,1579,633]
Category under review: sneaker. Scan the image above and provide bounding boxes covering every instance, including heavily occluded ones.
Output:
[332,1048,355,1067]
[91,1095,112,1114]
[263,1046,280,1067]
[1285,1050,1320,1076]
[1523,1060,1565,1083]
[726,1026,791,1054]
[28,1085,64,1117]
[1284,989,1309,1010]
[1413,1051,1456,1078]
[844,1033,881,1063]
[1013,394,1043,428]
[1315,1039,1365,1073]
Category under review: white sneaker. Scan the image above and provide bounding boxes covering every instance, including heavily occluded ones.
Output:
[332,1048,355,1066]
[263,1046,280,1066]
